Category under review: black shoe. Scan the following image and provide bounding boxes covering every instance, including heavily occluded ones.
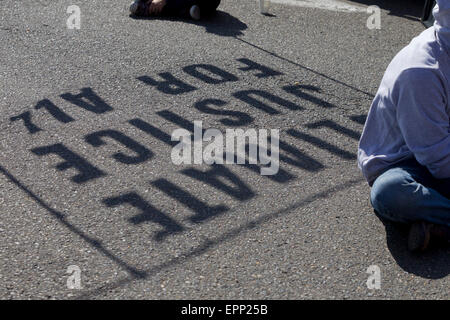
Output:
[130,0,151,17]
[408,221,450,252]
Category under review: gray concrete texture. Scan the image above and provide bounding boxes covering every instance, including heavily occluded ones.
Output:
[0,0,448,299]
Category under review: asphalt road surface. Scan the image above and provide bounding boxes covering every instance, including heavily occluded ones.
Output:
[0,0,448,299]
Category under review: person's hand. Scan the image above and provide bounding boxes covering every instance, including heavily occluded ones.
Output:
[148,0,166,15]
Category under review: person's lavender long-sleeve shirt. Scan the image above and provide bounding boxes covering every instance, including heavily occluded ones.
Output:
[358,2,450,186]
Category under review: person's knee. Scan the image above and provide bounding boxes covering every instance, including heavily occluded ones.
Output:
[370,170,421,222]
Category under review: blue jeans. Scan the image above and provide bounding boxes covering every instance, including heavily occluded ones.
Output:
[371,158,450,227]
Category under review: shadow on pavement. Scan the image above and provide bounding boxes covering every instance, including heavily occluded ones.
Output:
[75,177,364,299]
[0,165,148,280]
[4,57,369,296]
[131,9,374,97]
[234,37,375,98]
[130,10,248,37]
[380,216,450,279]
[195,10,248,37]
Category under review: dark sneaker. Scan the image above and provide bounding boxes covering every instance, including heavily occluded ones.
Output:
[408,222,431,252]
[130,0,151,17]
[189,5,201,20]
[408,222,450,252]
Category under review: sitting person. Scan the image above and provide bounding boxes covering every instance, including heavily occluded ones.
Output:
[130,0,221,20]
[358,0,450,252]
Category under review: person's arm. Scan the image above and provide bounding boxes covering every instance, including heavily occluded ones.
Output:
[149,0,167,15]
[395,68,450,179]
